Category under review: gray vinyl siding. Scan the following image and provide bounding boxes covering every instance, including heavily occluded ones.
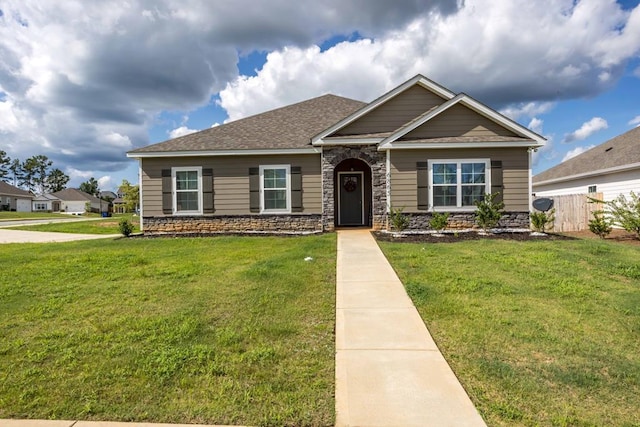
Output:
[141,155,321,216]
[402,104,518,139]
[390,148,529,212]
[336,86,446,135]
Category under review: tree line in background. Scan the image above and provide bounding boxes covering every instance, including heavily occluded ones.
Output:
[0,149,139,212]
[0,150,69,194]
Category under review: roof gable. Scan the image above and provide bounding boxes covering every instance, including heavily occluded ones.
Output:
[379,93,544,148]
[534,126,640,184]
[333,84,450,136]
[312,74,454,143]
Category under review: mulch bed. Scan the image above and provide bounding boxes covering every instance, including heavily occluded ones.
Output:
[373,230,576,243]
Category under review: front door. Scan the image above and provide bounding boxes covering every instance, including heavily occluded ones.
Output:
[338,172,364,226]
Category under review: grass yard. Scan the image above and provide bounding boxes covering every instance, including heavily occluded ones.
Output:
[11,214,140,234]
[0,212,68,221]
[0,235,336,426]
[379,238,640,426]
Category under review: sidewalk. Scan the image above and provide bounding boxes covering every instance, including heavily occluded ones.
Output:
[0,229,121,243]
[335,229,487,427]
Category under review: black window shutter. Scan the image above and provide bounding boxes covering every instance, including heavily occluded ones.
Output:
[161,169,172,214]
[290,166,302,212]
[490,160,503,203]
[416,162,429,210]
[249,167,260,212]
[202,168,214,213]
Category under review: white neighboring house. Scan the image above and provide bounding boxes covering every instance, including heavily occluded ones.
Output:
[33,188,107,214]
[32,193,62,212]
[533,127,640,201]
[0,181,33,212]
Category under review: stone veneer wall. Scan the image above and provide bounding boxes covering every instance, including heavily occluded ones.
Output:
[399,212,530,230]
[321,146,387,231]
[143,214,323,234]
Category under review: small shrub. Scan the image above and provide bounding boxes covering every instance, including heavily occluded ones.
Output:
[119,218,134,237]
[389,206,410,231]
[588,210,612,239]
[530,208,555,233]
[430,212,449,232]
[474,192,504,232]
[605,192,640,240]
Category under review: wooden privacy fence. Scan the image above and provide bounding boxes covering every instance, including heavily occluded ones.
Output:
[535,193,603,232]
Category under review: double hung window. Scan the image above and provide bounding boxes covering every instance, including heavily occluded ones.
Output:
[429,159,490,209]
[172,167,202,214]
[260,165,290,213]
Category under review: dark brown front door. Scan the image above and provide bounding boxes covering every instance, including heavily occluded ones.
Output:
[338,172,364,226]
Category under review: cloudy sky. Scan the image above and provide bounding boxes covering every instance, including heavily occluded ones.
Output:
[1,0,639,191]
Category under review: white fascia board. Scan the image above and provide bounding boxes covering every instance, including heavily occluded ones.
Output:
[310,74,455,143]
[457,95,547,144]
[312,137,385,146]
[378,94,465,149]
[126,148,320,158]
[379,141,543,151]
[533,162,640,186]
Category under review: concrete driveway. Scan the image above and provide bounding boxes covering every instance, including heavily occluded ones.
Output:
[0,229,120,243]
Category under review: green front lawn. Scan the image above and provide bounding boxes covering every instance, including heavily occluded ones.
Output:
[0,235,336,426]
[0,212,68,221]
[379,238,640,426]
[11,214,140,234]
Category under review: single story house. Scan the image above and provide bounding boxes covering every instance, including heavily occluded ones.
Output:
[34,188,108,214]
[127,74,545,234]
[533,126,640,201]
[32,193,62,212]
[0,181,33,212]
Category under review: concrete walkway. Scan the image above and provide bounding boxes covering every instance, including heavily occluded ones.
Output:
[0,229,121,243]
[335,229,487,427]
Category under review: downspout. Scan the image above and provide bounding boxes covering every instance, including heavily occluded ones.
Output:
[528,148,533,221]
[386,149,391,213]
[138,159,143,232]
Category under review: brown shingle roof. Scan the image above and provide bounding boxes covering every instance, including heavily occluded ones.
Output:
[533,126,640,183]
[129,94,366,154]
[51,188,102,203]
[0,181,33,198]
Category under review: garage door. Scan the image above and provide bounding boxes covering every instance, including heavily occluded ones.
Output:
[17,199,32,212]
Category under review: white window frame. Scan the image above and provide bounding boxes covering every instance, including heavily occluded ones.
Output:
[259,164,291,214]
[172,166,203,215]
[428,159,491,211]
[34,202,47,211]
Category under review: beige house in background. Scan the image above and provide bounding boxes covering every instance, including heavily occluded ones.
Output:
[127,74,545,234]
[533,126,640,202]
[0,181,33,212]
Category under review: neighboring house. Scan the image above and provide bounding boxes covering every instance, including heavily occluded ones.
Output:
[127,74,545,234]
[112,186,127,214]
[533,127,640,201]
[32,193,62,212]
[98,190,117,201]
[0,181,33,212]
[36,188,108,214]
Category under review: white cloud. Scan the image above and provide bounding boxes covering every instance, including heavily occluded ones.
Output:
[98,175,113,191]
[1,0,639,181]
[562,144,596,162]
[563,117,608,142]
[527,117,544,135]
[168,126,198,138]
[220,0,640,120]
[629,115,640,127]
[500,102,555,121]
